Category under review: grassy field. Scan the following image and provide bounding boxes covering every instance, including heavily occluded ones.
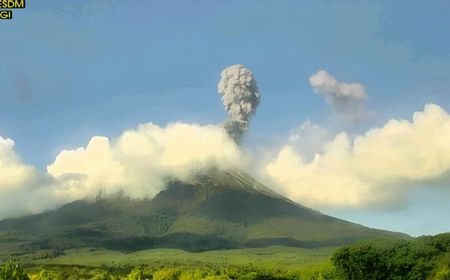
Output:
[0,246,339,279]
[32,246,336,270]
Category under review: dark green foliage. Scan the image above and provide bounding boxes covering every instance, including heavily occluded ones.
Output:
[333,233,450,280]
[104,232,237,252]
[0,260,29,280]
[238,271,292,280]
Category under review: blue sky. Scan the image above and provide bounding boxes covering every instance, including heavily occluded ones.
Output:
[1,0,450,236]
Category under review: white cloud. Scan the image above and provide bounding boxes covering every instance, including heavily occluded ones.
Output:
[309,70,369,123]
[47,136,126,201]
[48,122,245,202]
[0,137,59,218]
[265,104,450,208]
[0,137,37,193]
[3,103,450,218]
[286,120,333,162]
[0,122,245,219]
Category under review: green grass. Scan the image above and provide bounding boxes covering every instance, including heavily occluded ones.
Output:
[18,246,339,279]
[32,246,336,270]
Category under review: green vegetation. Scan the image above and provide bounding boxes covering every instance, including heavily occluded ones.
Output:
[4,261,339,280]
[0,171,444,279]
[332,233,450,280]
[0,171,406,258]
[0,245,339,279]
[0,260,29,280]
[33,246,335,269]
[1,233,449,279]
[431,253,450,280]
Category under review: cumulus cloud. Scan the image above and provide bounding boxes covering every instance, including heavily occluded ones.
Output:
[0,63,261,220]
[309,70,369,123]
[47,122,245,202]
[0,137,59,218]
[218,64,260,142]
[285,120,333,162]
[265,104,450,208]
[0,122,244,219]
[0,137,37,192]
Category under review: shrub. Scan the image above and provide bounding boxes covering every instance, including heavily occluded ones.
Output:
[126,267,153,280]
[91,271,115,280]
[30,268,65,280]
[0,260,29,280]
[332,233,450,280]
[429,252,450,280]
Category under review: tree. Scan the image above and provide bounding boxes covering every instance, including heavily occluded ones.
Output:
[332,234,450,280]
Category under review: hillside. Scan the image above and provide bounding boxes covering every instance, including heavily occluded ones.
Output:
[0,170,407,259]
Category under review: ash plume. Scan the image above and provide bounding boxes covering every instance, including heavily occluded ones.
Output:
[309,70,368,123]
[218,64,260,142]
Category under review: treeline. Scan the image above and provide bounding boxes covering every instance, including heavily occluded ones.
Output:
[332,233,450,280]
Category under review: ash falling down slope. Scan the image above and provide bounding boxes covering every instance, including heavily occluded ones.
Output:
[0,169,407,257]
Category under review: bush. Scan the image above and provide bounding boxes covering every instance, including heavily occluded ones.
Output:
[30,268,65,280]
[429,252,450,280]
[0,260,29,280]
[91,271,115,280]
[126,267,153,280]
[152,267,181,280]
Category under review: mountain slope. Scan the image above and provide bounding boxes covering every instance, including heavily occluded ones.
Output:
[0,170,407,256]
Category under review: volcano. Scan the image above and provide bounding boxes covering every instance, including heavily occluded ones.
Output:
[0,170,406,256]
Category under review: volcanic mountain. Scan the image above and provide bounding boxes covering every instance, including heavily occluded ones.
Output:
[0,170,406,256]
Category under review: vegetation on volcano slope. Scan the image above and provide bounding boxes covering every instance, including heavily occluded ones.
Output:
[0,171,406,259]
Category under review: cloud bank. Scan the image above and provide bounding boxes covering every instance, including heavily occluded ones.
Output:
[2,103,450,218]
[0,122,244,219]
[266,104,450,208]
[48,122,244,201]
[309,70,369,123]
[1,62,450,220]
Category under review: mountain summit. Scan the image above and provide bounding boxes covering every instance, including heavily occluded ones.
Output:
[0,170,406,256]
